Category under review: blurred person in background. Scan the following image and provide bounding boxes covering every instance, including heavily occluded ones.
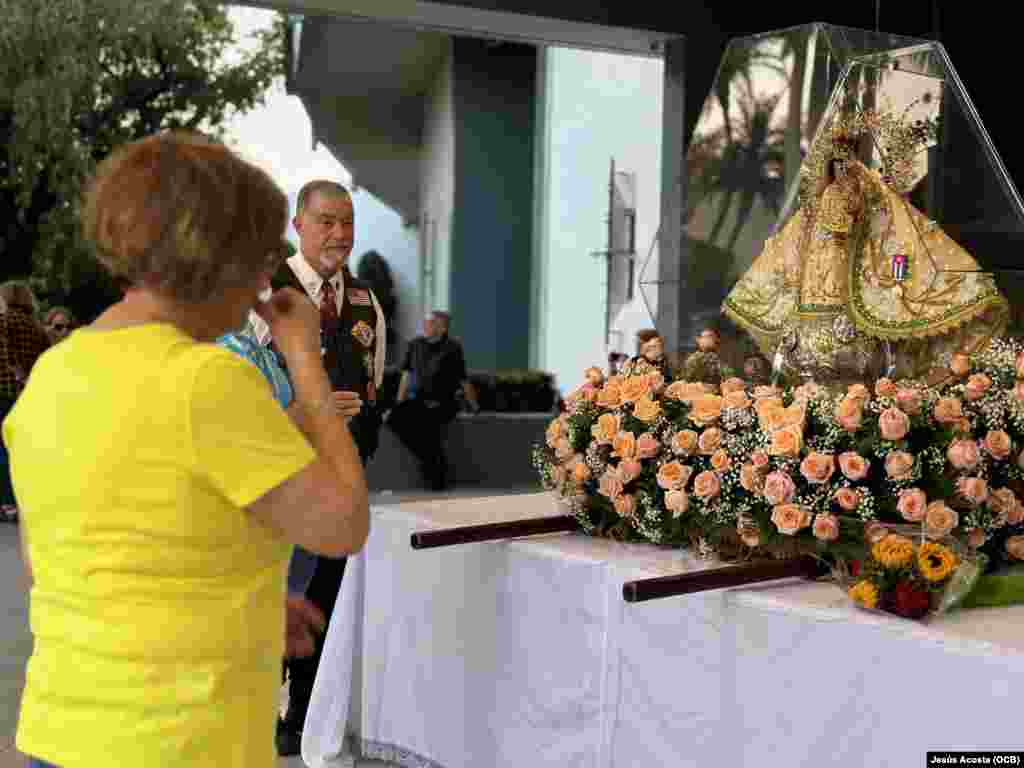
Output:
[0,280,50,523]
[387,310,479,491]
[3,132,368,768]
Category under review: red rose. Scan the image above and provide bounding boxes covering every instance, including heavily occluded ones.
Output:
[890,581,932,620]
[850,559,862,578]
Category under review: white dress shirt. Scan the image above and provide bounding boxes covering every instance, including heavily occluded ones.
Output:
[250,253,386,389]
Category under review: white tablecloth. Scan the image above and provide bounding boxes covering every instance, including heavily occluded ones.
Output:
[302,493,1024,768]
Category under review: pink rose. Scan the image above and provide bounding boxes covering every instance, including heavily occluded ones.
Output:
[710,449,732,474]
[988,487,1019,523]
[874,378,898,398]
[723,390,752,411]
[598,470,624,500]
[692,470,721,500]
[965,373,992,402]
[838,452,871,481]
[645,371,666,394]
[721,377,746,395]
[950,353,971,377]
[984,430,1012,461]
[1006,536,1024,561]
[1013,382,1024,403]
[611,431,637,460]
[933,397,964,425]
[879,408,910,442]
[751,450,770,470]
[740,464,764,493]
[800,452,835,484]
[592,413,622,445]
[664,489,689,518]
[698,427,723,455]
[925,501,958,537]
[763,471,797,505]
[670,430,699,457]
[847,383,870,402]
[884,451,916,481]
[957,476,989,506]
[812,513,841,542]
[895,388,923,415]
[689,394,724,427]
[614,493,637,518]
[636,432,661,459]
[618,460,643,485]
[836,397,864,432]
[771,504,812,535]
[665,381,711,403]
[896,488,928,522]
[834,487,861,511]
[947,439,981,471]
[793,383,825,403]
[656,461,692,491]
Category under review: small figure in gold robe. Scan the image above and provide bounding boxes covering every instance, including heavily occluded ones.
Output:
[723,108,1008,389]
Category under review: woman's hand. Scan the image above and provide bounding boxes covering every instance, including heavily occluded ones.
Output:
[253,287,321,367]
[332,391,362,421]
[284,594,326,658]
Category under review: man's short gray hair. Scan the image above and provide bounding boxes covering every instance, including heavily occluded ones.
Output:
[296,180,352,215]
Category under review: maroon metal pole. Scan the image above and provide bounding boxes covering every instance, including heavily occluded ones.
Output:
[410,515,580,549]
[622,556,823,602]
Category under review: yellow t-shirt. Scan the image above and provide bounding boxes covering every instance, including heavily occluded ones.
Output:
[4,323,317,767]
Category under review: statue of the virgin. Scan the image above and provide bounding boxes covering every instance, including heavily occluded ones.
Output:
[723,103,1008,389]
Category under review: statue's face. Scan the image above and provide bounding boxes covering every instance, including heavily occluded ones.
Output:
[585,368,604,387]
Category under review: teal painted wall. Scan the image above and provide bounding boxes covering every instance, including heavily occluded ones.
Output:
[450,38,536,370]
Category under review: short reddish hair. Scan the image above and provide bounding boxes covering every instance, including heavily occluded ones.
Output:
[82,132,288,302]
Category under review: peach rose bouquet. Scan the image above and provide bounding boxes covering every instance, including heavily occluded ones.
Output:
[534,337,1024,584]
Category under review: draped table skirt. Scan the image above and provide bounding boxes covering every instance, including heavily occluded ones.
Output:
[302,493,1024,768]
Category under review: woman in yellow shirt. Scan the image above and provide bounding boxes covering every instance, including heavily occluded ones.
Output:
[3,132,369,767]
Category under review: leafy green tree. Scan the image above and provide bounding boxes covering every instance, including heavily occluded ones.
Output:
[0,0,285,320]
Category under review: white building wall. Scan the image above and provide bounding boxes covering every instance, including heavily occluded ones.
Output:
[420,41,456,319]
[537,47,663,394]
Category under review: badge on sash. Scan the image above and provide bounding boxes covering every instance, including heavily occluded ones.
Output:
[347,289,372,307]
[351,320,375,348]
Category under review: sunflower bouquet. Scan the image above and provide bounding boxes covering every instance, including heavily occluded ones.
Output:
[841,524,986,620]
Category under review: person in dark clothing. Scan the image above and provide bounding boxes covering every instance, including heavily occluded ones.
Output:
[261,180,386,757]
[386,311,478,491]
[0,281,50,523]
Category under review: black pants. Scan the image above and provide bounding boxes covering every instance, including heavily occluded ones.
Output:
[387,398,457,490]
[283,405,378,725]
[282,554,346,725]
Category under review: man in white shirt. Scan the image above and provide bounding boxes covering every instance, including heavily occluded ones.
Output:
[266,180,387,757]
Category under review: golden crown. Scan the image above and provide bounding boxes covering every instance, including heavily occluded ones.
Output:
[800,97,939,202]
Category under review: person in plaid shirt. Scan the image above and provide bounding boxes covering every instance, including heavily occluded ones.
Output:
[0,281,50,522]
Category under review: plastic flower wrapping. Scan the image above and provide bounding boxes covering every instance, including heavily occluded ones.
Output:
[533,336,1024,618]
[836,524,986,620]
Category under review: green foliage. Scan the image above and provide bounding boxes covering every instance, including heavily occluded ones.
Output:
[0,0,286,320]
